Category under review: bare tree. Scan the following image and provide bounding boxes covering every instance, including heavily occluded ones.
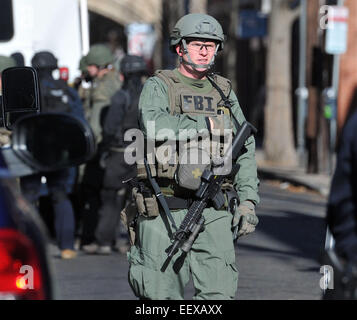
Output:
[189,0,207,13]
[263,0,299,166]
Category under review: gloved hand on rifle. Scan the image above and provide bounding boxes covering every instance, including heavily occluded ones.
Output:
[232,200,259,240]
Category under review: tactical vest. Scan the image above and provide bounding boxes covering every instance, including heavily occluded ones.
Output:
[156,70,231,117]
[137,69,234,194]
[40,79,73,114]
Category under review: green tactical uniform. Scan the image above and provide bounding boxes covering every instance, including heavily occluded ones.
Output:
[84,69,121,143]
[82,44,122,143]
[126,13,259,300]
[127,68,259,300]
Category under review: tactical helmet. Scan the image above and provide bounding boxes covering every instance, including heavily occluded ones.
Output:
[120,55,147,75]
[79,55,88,72]
[31,51,58,70]
[0,55,16,73]
[170,13,225,53]
[86,44,114,67]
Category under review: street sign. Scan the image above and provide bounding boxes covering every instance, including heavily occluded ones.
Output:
[126,23,157,61]
[325,6,349,55]
[237,10,267,39]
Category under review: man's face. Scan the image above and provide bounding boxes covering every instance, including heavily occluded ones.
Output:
[177,39,217,73]
[87,65,99,78]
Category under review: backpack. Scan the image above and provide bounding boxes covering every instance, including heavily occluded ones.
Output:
[108,86,141,148]
[122,87,141,132]
[39,78,75,114]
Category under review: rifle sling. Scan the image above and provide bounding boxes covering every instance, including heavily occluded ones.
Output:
[207,75,241,129]
[143,158,178,232]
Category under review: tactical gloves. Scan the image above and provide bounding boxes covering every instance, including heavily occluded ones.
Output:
[232,200,259,240]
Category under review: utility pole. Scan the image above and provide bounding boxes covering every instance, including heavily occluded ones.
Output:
[296,0,308,168]
[324,0,348,173]
[306,0,324,173]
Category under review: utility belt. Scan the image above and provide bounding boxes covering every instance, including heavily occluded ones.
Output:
[121,179,226,247]
[131,178,238,218]
[131,180,190,218]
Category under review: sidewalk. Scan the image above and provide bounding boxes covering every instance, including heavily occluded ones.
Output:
[256,150,331,198]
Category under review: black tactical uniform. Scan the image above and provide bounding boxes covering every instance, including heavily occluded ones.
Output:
[20,51,84,259]
[324,110,357,299]
[92,55,148,254]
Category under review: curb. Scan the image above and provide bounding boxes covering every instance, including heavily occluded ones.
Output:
[258,167,330,197]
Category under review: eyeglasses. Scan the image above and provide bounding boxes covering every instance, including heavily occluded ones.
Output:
[187,42,216,53]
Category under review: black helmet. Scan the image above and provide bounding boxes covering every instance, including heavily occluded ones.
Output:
[120,55,147,75]
[11,52,25,67]
[31,51,58,70]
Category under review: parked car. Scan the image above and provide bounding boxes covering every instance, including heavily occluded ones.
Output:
[0,67,95,299]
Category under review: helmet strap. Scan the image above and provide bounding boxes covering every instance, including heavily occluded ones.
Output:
[180,39,219,71]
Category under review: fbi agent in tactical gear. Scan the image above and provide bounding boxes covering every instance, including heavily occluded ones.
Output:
[123,13,260,300]
[83,43,122,141]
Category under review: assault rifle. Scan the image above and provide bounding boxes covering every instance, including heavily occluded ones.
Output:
[165,121,257,261]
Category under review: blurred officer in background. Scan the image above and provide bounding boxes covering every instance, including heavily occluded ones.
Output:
[19,51,84,259]
[82,43,122,142]
[325,109,357,299]
[0,55,16,146]
[80,44,122,251]
[84,55,148,255]
[32,51,84,118]
[74,55,91,97]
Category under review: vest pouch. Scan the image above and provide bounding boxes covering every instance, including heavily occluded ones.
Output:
[156,141,178,179]
[132,187,159,217]
[157,162,178,179]
[143,196,159,217]
[176,143,211,190]
[132,187,146,215]
[136,162,157,179]
[211,107,233,137]
[120,200,138,246]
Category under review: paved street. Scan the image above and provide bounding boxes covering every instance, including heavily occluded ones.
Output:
[50,180,327,300]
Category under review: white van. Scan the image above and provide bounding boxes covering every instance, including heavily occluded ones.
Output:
[0,0,90,83]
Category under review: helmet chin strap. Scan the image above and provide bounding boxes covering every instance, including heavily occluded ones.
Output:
[180,39,219,71]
